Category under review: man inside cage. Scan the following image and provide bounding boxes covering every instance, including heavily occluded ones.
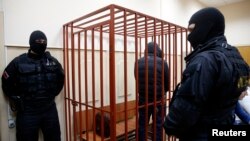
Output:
[135,41,169,141]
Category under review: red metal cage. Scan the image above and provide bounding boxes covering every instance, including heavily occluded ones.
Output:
[63,4,191,141]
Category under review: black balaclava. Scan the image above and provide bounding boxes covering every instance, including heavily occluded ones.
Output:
[146,42,162,57]
[29,30,47,55]
[187,7,225,49]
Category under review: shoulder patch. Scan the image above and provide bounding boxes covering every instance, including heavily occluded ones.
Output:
[2,71,9,79]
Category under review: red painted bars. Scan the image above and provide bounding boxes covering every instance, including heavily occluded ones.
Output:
[63,4,191,141]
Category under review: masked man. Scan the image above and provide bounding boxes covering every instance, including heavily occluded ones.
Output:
[164,7,249,140]
[2,30,65,141]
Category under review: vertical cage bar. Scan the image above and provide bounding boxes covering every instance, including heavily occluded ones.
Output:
[134,13,139,141]
[160,21,165,141]
[144,16,149,141]
[84,30,89,141]
[77,32,83,141]
[91,29,97,141]
[99,25,105,141]
[152,18,157,141]
[109,5,117,140]
[174,26,178,88]
[63,25,70,141]
[70,25,78,141]
[123,9,129,141]
[180,30,183,74]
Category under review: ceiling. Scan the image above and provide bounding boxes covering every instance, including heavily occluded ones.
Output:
[198,0,245,7]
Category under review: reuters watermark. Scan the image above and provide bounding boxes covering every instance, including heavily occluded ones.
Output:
[209,125,249,140]
[212,129,246,136]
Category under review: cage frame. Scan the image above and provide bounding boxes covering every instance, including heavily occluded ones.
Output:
[63,4,190,141]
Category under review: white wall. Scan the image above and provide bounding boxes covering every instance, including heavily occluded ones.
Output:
[220,0,250,46]
[161,0,203,27]
[3,0,203,48]
[160,0,250,46]
[0,0,2,11]
[2,0,250,47]
[3,0,161,47]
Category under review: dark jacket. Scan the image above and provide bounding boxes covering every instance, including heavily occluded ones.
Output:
[135,43,169,103]
[2,51,65,113]
[164,36,249,140]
